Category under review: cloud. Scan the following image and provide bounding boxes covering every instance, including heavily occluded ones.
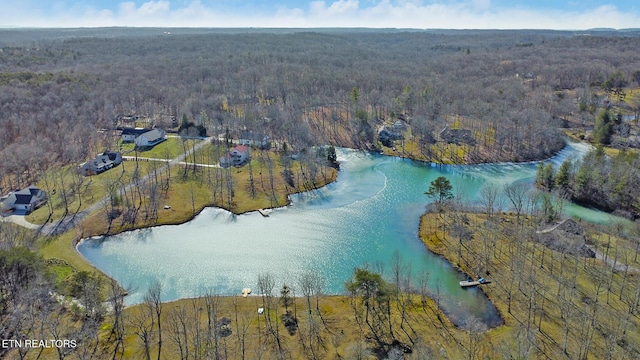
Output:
[138,1,171,16]
[309,0,359,17]
[0,0,639,30]
[327,0,359,14]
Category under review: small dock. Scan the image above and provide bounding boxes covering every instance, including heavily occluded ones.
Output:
[258,209,272,217]
[459,278,492,288]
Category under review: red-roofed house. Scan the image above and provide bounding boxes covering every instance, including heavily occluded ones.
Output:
[220,145,250,168]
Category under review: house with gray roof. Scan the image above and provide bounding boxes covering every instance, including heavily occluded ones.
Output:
[79,151,123,176]
[121,127,152,142]
[134,129,166,149]
[1,186,47,214]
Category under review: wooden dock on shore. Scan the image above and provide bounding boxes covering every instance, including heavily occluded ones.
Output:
[258,209,272,217]
[459,278,492,288]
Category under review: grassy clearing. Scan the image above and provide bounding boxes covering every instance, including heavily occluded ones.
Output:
[382,139,471,164]
[39,232,100,275]
[44,258,78,293]
[118,137,199,160]
[191,141,229,165]
[75,148,336,237]
[27,137,201,225]
[109,292,473,359]
[26,161,154,225]
[42,146,337,250]
[46,261,75,283]
[419,211,640,359]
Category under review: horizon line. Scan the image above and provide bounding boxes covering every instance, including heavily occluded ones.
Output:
[1,26,639,32]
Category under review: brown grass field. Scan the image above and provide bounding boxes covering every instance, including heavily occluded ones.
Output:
[419,211,640,359]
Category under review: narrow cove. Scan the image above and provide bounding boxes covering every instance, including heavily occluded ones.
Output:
[77,141,604,328]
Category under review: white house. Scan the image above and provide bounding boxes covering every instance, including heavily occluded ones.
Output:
[134,129,166,148]
[79,151,123,176]
[0,186,47,214]
[392,120,407,132]
[121,127,151,142]
[239,131,270,149]
[220,145,250,168]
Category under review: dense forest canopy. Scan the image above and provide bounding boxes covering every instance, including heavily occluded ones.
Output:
[2,28,640,190]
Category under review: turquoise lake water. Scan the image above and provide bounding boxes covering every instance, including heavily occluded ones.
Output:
[78,141,609,327]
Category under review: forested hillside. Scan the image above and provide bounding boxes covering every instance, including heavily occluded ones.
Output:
[2,29,640,191]
[2,28,640,359]
[537,145,640,219]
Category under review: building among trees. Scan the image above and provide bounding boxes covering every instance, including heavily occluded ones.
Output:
[120,127,152,142]
[134,129,166,149]
[79,151,123,176]
[0,186,47,214]
[220,145,250,168]
[120,127,166,149]
[239,131,270,149]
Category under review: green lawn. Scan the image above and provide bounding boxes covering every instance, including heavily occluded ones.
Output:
[191,142,230,165]
[118,137,200,160]
[40,232,101,273]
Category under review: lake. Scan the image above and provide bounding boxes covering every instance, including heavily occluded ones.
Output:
[78,141,603,327]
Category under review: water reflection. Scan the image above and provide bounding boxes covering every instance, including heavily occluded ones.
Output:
[78,141,605,327]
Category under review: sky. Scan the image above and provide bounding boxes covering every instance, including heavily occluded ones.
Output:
[1,0,639,30]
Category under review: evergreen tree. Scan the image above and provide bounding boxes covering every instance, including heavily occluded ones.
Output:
[574,160,592,197]
[425,176,454,209]
[535,162,545,187]
[327,145,337,163]
[593,109,613,145]
[536,162,555,189]
[555,159,572,189]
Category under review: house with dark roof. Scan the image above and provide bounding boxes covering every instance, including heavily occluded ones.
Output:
[121,127,152,142]
[440,126,476,146]
[79,151,123,176]
[220,145,250,168]
[378,125,404,147]
[0,186,47,214]
[117,114,139,123]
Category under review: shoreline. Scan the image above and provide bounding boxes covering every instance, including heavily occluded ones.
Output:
[77,166,339,239]
[56,139,577,239]
[67,167,339,283]
[417,212,507,327]
[444,138,584,167]
[381,136,569,166]
[71,156,506,329]
[65,141,584,315]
